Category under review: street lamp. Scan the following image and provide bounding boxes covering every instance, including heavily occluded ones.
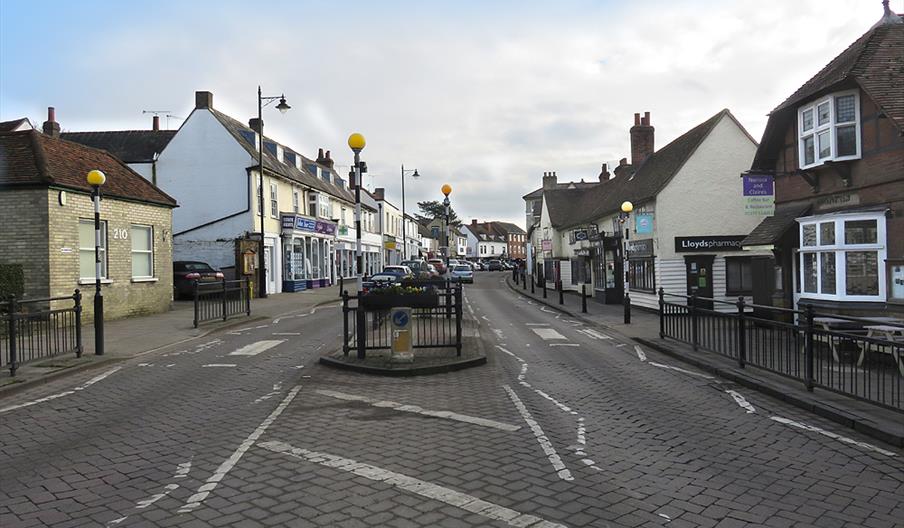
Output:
[401,165,420,260]
[86,169,106,355]
[256,86,290,298]
[441,184,452,272]
[619,200,633,324]
[348,133,366,294]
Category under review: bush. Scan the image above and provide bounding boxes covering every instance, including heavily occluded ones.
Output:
[0,264,24,300]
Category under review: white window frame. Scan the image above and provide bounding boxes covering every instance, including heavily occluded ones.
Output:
[270,182,279,218]
[797,211,886,302]
[798,90,861,170]
[130,224,154,279]
[292,190,299,214]
[79,218,107,280]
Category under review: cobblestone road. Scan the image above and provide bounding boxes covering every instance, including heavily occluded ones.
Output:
[1,274,902,527]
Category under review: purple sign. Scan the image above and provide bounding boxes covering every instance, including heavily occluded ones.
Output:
[281,214,336,235]
[742,174,774,196]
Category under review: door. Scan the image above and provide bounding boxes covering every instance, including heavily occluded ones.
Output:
[685,255,714,310]
[264,246,277,294]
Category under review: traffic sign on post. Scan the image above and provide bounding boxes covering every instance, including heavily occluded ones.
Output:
[390,307,413,363]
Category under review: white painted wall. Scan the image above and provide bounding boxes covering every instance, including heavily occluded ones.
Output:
[128,162,154,183]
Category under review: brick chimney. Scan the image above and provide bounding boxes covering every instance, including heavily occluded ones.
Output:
[630,111,654,167]
[598,163,611,182]
[152,115,160,131]
[471,219,478,227]
[542,171,558,190]
[316,148,334,168]
[195,91,213,109]
[42,107,60,138]
[614,157,633,179]
[373,188,385,200]
[248,118,263,133]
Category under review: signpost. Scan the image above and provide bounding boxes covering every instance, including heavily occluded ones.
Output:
[390,307,413,363]
[742,173,775,216]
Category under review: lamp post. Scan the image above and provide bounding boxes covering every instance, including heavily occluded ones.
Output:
[401,165,420,260]
[348,133,367,293]
[256,86,290,298]
[441,184,452,272]
[86,170,106,356]
[619,200,634,324]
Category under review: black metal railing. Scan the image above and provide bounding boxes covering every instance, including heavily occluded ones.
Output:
[342,281,463,358]
[193,279,251,328]
[659,289,903,412]
[1,290,83,376]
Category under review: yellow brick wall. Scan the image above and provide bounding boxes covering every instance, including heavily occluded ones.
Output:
[46,188,174,321]
[0,189,50,300]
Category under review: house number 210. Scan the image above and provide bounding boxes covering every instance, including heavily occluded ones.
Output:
[112,228,129,240]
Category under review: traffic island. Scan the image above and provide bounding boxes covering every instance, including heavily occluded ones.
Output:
[319,335,486,376]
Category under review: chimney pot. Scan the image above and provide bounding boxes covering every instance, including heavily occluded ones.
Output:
[634,112,640,126]
[42,106,60,138]
[643,111,651,126]
[195,91,213,109]
[152,115,160,131]
[318,148,324,158]
[325,150,331,159]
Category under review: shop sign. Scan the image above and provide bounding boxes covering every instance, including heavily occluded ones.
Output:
[384,241,397,250]
[588,224,600,241]
[742,173,775,216]
[635,213,653,234]
[626,238,654,257]
[815,192,860,211]
[675,235,745,252]
[541,239,552,251]
[574,248,591,257]
[280,214,337,235]
[339,225,349,236]
[570,229,588,244]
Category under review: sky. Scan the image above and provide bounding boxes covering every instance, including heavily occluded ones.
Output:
[1,0,896,228]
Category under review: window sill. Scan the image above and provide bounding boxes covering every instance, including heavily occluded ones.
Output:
[78,278,113,285]
[726,290,753,297]
[131,277,159,283]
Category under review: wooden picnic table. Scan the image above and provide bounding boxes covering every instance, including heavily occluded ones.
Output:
[812,317,866,363]
[858,325,904,376]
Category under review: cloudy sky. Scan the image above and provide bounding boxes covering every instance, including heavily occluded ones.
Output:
[1,0,894,227]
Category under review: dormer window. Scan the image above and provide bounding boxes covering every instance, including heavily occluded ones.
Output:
[798,90,860,169]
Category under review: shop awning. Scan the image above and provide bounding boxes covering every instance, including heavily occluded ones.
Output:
[741,203,811,250]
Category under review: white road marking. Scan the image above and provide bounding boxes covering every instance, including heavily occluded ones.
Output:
[531,328,566,340]
[726,390,756,413]
[648,361,714,379]
[138,363,152,367]
[254,382,285,404]
[136,483,179,509]
[166,364,175,368]
[634,345,647,362]
[175,460,192,478]
[549,343,580,347]
[524,323,548,326]
[272,332,300,336]
[316,390,519,431]
[179,385,303,513]
[583,328,611,340]
[106,517,128,526]
[228,340,285,356]
[577,418,586,446]
[503,385,573,481]
[254,325,268,329]
[481,315,491,322]
[492,328,505,340]
[260,440,568,528]
[201,364,236,368]
[0,366,122,414]
[769,416,897,457]
[533,389,573,413]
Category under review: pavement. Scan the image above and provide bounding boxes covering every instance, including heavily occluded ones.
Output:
[504,274,904,448]
[0,285,343,396]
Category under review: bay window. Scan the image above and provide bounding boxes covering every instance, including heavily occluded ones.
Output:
[798,90,860,169]
[798,213,885,301]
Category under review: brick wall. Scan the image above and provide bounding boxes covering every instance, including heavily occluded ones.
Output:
[46,189,174,321]
[0,189,50,299]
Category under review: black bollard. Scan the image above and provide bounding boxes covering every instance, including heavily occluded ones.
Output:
[581,284,587,313]
[542,278,547,299]
[531,276,535,294]
[624,291,631,324]
[558,281,564,305]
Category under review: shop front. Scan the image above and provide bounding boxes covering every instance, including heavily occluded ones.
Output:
[591,230,624,304]
[280,214,337,291]
[335,241,381,279]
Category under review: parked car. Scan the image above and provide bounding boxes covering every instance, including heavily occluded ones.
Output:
[474,261,486,271]
[173,261,224,299]
[425,264,440,277]
[487,260,503,271]
[361,273,400,294]
[382,265,413,280]
[400,260,431,279]
[428,258,447,275]
[450,264,474,283]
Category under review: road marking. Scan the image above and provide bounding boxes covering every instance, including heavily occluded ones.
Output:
[524,323,548,326]
[583,328,611,340]
[201,364,236,368]
[648,361,714,379]
[769,416,897,457]
[272,332,300,336]
[726,390,756,413]
[175,460,192,478]
[503,385,573,481]
[549,343,580,347]
[254,382,285,404]
[634,345,647,362]
[179,385,303,513]
[0,366,122,414]
[531,328,566,340]
[228,340,285,356]
[259,440,568,527]
[492,328,505,340]
[315,390,519,431]
[136,483,179,509]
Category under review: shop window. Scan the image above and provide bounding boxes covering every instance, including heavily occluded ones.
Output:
[79,219,107,280]
[725,257,752,296]
[798,90,860,169]
[798,213,885,301]
[628,258,655,292]
[130,225,154,278]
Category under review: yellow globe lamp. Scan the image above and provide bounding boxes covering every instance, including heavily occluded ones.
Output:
[86,170,106,187]
[621,200,633,214]
[347,133,366,152]
[441,184,452,196]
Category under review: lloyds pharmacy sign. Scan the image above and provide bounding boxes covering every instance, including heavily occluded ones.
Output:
[675,236,746,252]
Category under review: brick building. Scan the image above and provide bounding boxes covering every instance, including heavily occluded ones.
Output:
[742,6,904,316]
[0,110,177,320]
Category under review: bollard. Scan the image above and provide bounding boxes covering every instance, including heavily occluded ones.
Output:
[737,297,747,369]
[804,304,815,391]
[624,291,631,324]
[339,276,344,298]
[74,289,83,357]
[222,278,228,321]
[8,296,18,376]
[543,278,547,299]
[558,281,564,305]
[531,275,535,294]
[690,293,698,350]
[522,271,527,290]
[658,287,665,338]
[193,280,200,328]
[581,284,587,313]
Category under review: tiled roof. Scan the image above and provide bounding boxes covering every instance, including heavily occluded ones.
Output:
[0,130,177,207]
[207,108,357,204]
[756,15,904,168]
[492,221,526,235]
[740,203,811,247]
[0,118,32,132]
[61,130,176,163]
[522,181,599,200]
[544,109,730,229]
